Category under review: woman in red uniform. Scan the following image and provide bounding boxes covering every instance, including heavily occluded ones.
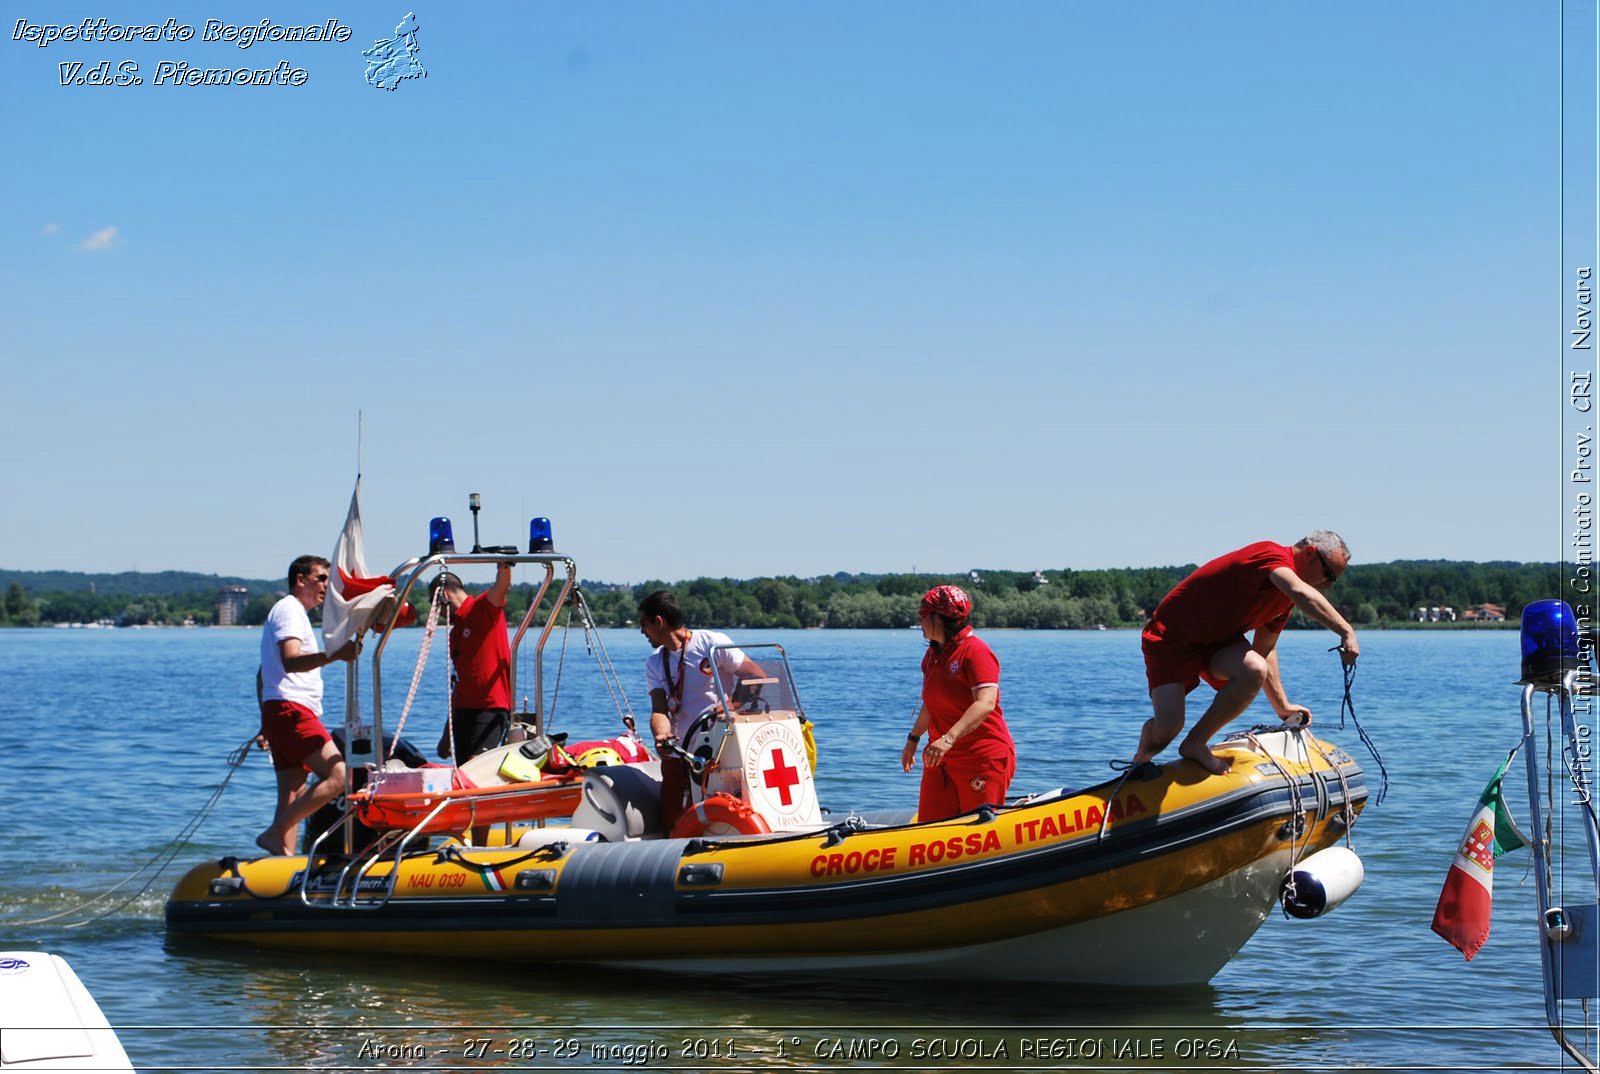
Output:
[900,585,1016,822]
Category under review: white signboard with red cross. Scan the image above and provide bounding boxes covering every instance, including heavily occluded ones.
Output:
[707,711,820,830]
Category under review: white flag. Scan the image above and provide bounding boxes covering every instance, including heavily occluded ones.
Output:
[323,480,397,649]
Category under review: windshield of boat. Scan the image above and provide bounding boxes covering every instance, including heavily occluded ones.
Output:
[709,643,805,720]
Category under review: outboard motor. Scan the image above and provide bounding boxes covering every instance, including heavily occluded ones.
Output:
[304,730,429,852]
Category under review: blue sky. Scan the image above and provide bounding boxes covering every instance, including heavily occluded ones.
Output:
[0,3,1575,584]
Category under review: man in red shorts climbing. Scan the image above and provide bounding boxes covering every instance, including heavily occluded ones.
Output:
[1132,531,1360,776]
[256,554,358,855]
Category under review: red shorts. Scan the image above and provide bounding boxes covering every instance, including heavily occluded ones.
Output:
[659,756,692,832]
[259,700,333,771]
[1141,626,1246,695]
[918,750,1015,823]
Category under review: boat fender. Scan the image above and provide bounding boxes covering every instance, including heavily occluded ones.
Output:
[799,717,818,773]
[671,792,773,839]
[1281,846,1364,919]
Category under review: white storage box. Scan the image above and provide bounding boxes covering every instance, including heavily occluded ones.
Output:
[369,765,453,795]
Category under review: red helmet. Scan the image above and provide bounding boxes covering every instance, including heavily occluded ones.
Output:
[920,585,972,620]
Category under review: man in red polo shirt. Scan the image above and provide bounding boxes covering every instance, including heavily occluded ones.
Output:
[1132,531,1360,776]
[431,563,514,765]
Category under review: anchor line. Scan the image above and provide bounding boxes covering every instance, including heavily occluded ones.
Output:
[1261,718,1364,848]
[1329,646,1387,805]
[1239,729,1311,918]
[8,737,258,928]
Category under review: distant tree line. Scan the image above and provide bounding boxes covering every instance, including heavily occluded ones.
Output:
[0,579,279,628]
[0,570,280,628]
[0,569,269,598]
[0,561,1567,630]
[509,560,1558,631]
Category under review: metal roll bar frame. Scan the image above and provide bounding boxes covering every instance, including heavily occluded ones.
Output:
[1519,669,1600,1073]
[364,551,578,747]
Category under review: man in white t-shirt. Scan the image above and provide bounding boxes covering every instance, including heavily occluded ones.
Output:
[255,554,358,856]
[638,589,766,830]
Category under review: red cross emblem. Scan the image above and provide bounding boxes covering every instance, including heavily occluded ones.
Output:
[762,747,800,807]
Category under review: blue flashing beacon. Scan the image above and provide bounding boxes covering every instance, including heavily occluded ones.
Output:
[428,516,455,556]
[1520,599,1584,686]
[528,517,554,553]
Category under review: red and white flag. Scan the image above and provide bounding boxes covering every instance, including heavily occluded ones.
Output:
[1430,750,1529,960]
[324,480,402,650]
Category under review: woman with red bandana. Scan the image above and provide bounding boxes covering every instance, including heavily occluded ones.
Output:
[901,585,1016,822]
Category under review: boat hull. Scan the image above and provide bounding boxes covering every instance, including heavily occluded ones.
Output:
[589,850,1293,985]
[166,731,1366,985]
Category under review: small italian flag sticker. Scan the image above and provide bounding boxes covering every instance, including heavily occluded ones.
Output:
[1430,750,1529,960]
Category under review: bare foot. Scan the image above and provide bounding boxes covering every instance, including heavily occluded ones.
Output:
[1132,719,1169,764]
[1178,740,1233,776]
[255,829,288,856]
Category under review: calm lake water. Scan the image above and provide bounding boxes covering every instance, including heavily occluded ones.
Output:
[0,627,1593,1073]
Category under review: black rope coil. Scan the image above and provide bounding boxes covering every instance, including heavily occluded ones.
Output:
[1330,645,1387,805]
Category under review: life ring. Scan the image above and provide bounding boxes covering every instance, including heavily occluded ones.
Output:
[670,792,772,838]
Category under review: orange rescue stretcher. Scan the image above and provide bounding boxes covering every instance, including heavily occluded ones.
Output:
[349,774,586,834]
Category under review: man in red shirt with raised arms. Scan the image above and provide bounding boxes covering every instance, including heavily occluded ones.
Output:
[1132,530,1360,776]
[432,562,514,766]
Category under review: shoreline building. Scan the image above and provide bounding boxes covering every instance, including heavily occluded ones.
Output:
[216,586,249,626]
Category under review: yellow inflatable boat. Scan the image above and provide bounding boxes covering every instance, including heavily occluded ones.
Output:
[166,542,1369,985]
[167,730,1365,984]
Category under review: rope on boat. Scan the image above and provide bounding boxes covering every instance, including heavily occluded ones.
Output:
[1098,760,1157,843]
[435,842,567,871]
[9,737,258,928]
[546,600,574,727]
[1241,729,1308,856]
[528,587,639,739]
[1300,729,1358,848]
[1240,728,1312,917]
[573,587,640,735]
[1329,645,1388,805]
[684,814,871,856]
[390,582,448,760]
